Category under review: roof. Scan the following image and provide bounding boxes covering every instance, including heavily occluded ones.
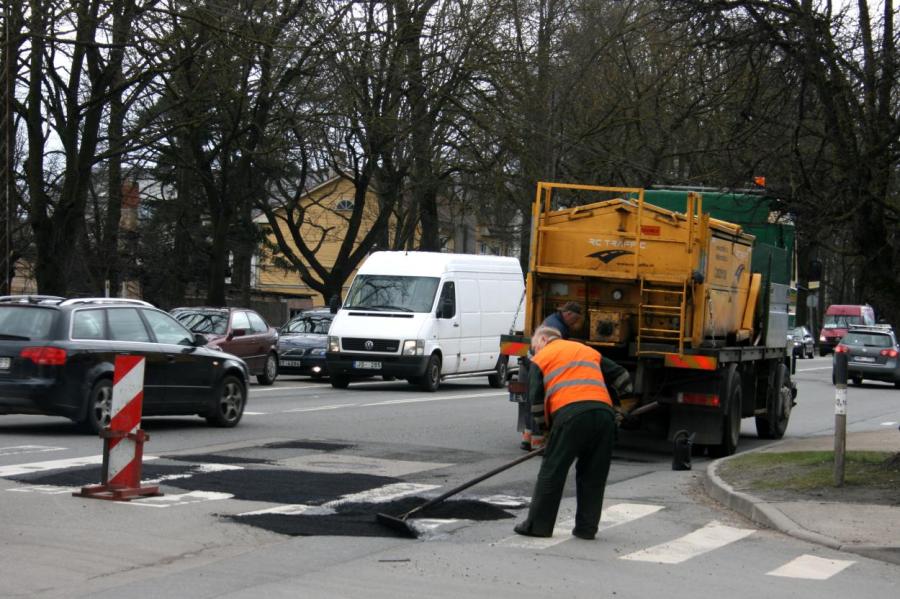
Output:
[359,251,522,277]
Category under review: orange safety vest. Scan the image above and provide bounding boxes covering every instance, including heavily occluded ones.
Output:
[531,339,612,416]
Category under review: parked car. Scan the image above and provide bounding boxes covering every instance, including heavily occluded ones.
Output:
[172,307,279,385]
[834,325,900,388]
[0,296,250,433]
[787,326,815,359]
[277,308,334,379]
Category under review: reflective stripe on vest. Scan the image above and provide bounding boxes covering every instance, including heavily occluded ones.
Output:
[532,340,612,415]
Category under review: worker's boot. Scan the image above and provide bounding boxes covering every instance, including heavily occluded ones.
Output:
[520,430,531,451]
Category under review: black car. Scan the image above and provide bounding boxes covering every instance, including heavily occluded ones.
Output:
[835,325,900,388]
[277,309,333,379]
[787,326,815,359]
[0,296,250,433]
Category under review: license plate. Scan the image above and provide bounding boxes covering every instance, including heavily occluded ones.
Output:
[0,357,9,369]
[281,360,303,367]
[853,356,875,363]
[354,360,382,370]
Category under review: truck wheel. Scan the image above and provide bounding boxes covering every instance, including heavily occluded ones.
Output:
[709,369,741,457]
[488,356,509,388]
[78,378,113,434]
[755,363,792,440]
[331,375,350,389]
[419,355,441,392]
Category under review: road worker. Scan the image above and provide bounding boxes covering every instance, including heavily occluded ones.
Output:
[513,325,632,540]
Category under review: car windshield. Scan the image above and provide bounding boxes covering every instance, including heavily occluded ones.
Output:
[788,327,807,337]
[343,275,440,313]
[823,314,862,328]
[0,306,57,340]
[174,311,229,335]
[283,315,332,334]
[841,333,892,348]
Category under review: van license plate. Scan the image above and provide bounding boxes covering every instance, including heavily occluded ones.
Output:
[354,361,381,370]
[0,357,9,369]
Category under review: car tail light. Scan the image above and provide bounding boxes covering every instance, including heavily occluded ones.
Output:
[834,344,849,353]
[677,392,720,407]
[20,346,67,366]
[880,348,899,358]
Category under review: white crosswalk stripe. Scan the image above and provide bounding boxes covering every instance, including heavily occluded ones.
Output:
[620,520,755,564]
[766,555,855,579]
[498,502,664,549]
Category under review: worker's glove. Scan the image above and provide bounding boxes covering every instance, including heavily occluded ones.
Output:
[613,406,627,426]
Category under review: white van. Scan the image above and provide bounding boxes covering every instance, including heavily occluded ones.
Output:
[326,251,525,391]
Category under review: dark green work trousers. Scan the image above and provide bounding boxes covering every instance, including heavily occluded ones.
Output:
[518,402,616,538]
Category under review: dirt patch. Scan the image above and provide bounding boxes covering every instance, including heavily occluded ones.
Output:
[718,451,900,506]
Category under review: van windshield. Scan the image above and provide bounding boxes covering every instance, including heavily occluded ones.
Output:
[823,314,863,329]
[344,275,440,313]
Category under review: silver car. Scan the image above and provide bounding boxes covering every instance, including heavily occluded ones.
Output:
[787,326,815,359]
[835,325,900,388]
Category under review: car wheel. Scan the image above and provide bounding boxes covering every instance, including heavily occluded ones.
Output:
[807,348,814,359]
[330,375,350,389]
[257,352,278,386]
[819,347,829,357]
[382,375,397,381]
[79,378,113,434]
[488,356,509,388]
[419,355,441,392]
[206,375,246,427]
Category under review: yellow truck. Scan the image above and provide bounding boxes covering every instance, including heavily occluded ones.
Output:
[505,182,796,457]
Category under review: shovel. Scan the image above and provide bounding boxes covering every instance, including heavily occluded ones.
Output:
[376,400,660,538]
[376,446,545,538]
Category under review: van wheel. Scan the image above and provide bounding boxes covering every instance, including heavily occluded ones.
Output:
[78,378,113,434]
[488,356,509,388]
[257,353,278,385]
[420,355,441,392]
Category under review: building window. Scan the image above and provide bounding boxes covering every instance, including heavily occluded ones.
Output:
[335,199,354,211]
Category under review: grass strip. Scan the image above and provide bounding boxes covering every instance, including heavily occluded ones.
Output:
[719,451,900,491]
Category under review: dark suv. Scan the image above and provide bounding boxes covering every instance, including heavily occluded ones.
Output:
[0,296,250,433]
[171,307,279,385]
[835,325,900,388]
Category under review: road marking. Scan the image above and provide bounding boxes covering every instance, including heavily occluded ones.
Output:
[360,391,506,407]
[0,445,66,457]
[881,421,898,427]
[238,482,439,516]
[500,502,664,549]
[766,555,855,579]
[0,455,158,478]
[8,484,79,495]
[243,411,267,415]
[283,403,357,413]
[250,384,324,393]
[126,491,233,508]
[620,521,755,564]
[795,366,832,372]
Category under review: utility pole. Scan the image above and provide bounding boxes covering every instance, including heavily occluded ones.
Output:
[2,0,14,295]
[833,351,848,486]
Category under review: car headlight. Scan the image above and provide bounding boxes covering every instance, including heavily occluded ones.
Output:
[402,339,424,355]
[328,336,340,352]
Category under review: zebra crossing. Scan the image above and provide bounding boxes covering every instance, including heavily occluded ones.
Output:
[0,446,859,580]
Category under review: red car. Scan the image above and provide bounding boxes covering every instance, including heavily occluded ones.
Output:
[172,307,279,385]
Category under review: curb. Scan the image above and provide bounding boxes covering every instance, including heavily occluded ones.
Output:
[704,454,900,566]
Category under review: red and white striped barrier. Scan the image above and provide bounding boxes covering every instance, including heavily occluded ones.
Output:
[75,355,162,501]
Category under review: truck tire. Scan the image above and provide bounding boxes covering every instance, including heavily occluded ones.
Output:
[419,354,441,392]
[709,368,741,458]
[488,356,509,388]
[755,363,792,439]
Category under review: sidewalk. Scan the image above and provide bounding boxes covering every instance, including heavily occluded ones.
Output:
[705,428,900,565]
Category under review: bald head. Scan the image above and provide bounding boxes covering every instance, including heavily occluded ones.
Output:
[531,326,562,354]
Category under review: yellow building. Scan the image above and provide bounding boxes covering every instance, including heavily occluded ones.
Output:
[253,174,521,309]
